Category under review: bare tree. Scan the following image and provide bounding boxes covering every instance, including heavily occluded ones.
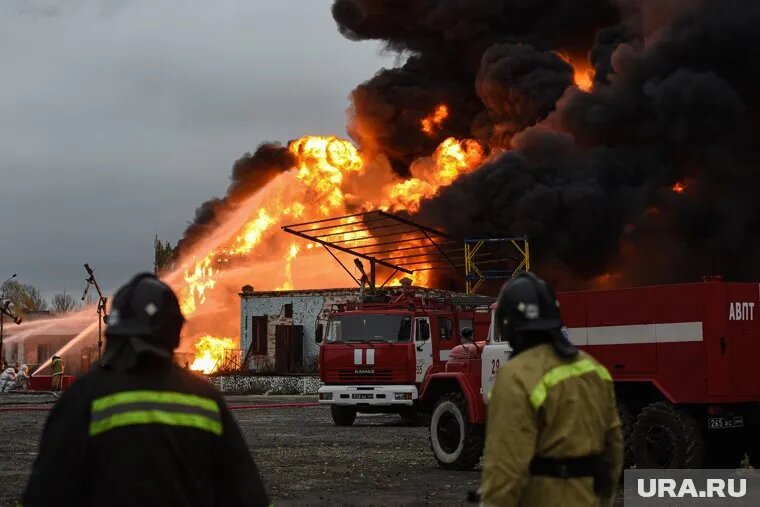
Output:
[52,290,79,314]
[1,281,49,314]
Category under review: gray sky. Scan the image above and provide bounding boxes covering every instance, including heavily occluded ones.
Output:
[0,0,394,298]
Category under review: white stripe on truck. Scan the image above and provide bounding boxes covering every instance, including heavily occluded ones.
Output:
[567,321,703,346]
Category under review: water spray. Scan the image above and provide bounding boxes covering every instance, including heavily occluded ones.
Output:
[0,273,20,367]
[81,263,108,360]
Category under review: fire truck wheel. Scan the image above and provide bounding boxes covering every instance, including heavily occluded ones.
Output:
[429,392,482,470]
[633,401,704,469]
[618,402,636,470]
[330,405,357,426]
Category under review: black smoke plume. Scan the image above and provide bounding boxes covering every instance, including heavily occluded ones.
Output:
[332,0,760,288]
[334,0,615,174]
[175,143,296,257]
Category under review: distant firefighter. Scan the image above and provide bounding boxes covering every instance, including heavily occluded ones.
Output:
[0,367,16,392]
[481,272,623,506]
[50,355,64,391]
[22,273,270,507]
[14,364,30,390]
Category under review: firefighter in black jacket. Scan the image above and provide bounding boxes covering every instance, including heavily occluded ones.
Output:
[22,273,270,507]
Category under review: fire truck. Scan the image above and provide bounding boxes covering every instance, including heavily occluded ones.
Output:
[316,291,492,426]
[419,280,760,470]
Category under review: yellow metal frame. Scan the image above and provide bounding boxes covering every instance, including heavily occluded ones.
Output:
[464,238,530,294]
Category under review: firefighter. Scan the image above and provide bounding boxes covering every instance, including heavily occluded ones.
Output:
[0,366,16,392]
[480,272,623,507]
[14,364,30,390]
[50,355,64,391]
[22,273,270,507]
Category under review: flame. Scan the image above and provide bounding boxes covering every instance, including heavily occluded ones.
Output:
[190,335,236,374]
[179,135,363,315]
[556,52,594,92]
[391,271,430,287]
[384,137,484,213]
[591,272,622,289]
[421,104,449,136]
[276,243,301,290]
[672,181,687,194]
[573,64,594,92]
[171,124,487,363]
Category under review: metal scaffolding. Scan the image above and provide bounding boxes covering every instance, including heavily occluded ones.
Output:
[282,210,529,294]
[464,237,530,294]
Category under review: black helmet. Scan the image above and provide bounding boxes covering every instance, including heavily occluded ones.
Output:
[105,273,185,358]
[495,272,576,358]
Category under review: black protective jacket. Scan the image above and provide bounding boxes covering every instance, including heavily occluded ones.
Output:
[22,356,270,507]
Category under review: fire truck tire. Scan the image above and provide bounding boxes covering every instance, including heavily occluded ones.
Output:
[429,392,482,470]
[331,405,357,426]
[618,402,636,470]
[633,402,704,469]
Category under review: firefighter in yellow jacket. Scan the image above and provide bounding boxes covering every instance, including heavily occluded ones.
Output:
[481,272,623,507]
[50,355,64,391]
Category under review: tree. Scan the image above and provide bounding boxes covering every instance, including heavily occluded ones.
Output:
[1,280,49,314]
[154,235,176,274]
[52,290,79,314]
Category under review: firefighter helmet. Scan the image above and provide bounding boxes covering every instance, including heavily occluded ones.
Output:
[106,273,185,357]
[495,272,576,358]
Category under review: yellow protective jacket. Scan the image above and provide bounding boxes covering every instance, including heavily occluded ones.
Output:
[52,359,64,376]
[481,343,623,507]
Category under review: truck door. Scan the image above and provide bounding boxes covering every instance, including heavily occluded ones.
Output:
[481,309,511,404]
[436,316,457,363]
[414,317,433,383]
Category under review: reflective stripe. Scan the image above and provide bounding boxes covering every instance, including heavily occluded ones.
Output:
[92,390,219,413]
[89,410,222,436]
[91,402,220,423]
[529,359,612,410]
[89,390,221,437]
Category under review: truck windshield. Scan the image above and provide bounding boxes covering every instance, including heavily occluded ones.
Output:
[325,314,412,343]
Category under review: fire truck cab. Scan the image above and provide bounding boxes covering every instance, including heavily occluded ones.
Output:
[317,291,491,426]
[421,280,760,471]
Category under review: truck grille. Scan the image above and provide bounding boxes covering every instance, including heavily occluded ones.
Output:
[337,369,394,382]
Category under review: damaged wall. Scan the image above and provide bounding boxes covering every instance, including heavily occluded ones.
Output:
[240,288,361,370]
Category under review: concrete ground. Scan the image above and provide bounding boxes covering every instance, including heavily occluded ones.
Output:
[0,393,480,506]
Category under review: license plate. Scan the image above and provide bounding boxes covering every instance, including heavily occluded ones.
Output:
[352,393,373,399]
[708,416,744,429]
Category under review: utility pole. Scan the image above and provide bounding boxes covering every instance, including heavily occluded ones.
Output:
[81,264,108,360]
[0,274,19,367]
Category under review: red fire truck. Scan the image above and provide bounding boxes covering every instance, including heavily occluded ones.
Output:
[316,291,491,426]
[420,280,760,470]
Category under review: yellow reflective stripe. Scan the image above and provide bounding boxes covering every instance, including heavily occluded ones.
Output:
[92,390,219,413]
[529,358,612,410]
[89,410,222,436]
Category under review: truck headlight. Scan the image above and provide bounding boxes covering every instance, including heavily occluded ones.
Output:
[319,392,333,400]
[394,393,412,400]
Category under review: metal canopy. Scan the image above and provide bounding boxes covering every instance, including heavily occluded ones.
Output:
[282,210,522,291]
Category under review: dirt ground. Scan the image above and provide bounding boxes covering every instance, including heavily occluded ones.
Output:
[0,394,480,506]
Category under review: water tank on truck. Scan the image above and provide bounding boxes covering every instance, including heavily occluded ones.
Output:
[418,280,760,470]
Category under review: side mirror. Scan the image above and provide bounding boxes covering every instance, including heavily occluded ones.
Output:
[461,327,474,342]
[315,323,324,344]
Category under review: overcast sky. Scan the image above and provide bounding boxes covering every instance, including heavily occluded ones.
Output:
[0,0,394,298]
